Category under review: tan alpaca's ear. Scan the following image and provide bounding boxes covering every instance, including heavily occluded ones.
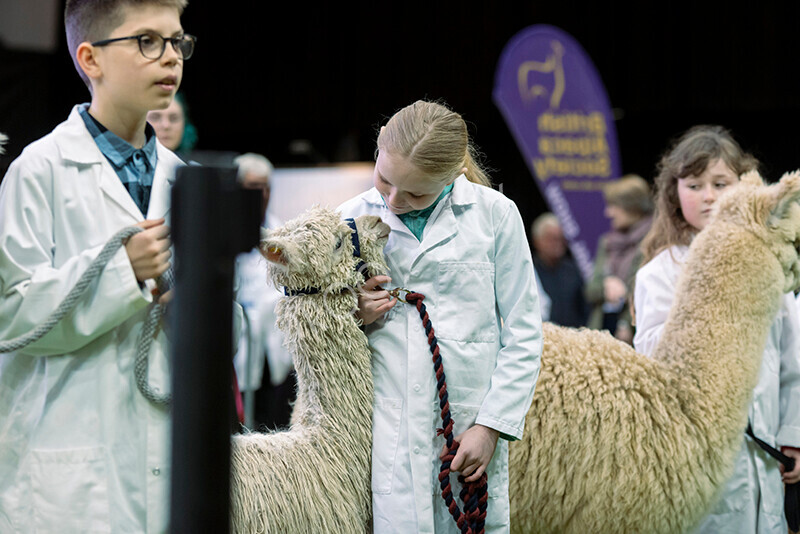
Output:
[740,170,764,187]
[766,170,800,226]
[76,42,102,82]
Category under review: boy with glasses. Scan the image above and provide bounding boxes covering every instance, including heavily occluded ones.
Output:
[0,1,193,531]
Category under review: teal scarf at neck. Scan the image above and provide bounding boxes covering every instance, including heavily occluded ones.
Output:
[395,183,454,241]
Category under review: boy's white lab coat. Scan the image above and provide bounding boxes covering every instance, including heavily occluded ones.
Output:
[634,246,800,534]
[339,176,542,533]
[0,106,183,533]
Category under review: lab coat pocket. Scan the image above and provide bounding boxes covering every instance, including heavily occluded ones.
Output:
[372,397,403,495]
[436,262,496,343]
[449,402,481,436]
[29,446,111,532]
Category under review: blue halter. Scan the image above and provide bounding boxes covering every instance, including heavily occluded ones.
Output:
[283,217,367,296]
[346,217,367,276]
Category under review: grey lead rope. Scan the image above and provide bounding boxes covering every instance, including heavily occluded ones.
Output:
[134,301,170,405]
[0,226,170,406]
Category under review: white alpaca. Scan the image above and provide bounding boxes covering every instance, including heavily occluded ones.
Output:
[229,206,389,534]
[509,171,800,533]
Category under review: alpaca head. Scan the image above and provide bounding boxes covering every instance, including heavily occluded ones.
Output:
[259,205,390,294]
[709,170,800,292]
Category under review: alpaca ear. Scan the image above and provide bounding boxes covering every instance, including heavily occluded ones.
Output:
[766,170,800,226]
[740,170,764,187]
[0,132,7,155]
[259,230,289,265]
[261,242,288,265]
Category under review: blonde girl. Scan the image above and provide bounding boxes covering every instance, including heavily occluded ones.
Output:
[633,125,800,533]
[338,100,542,533]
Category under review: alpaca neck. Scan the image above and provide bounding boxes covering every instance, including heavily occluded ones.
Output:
[277,293,373,437]
[654,224,782,433]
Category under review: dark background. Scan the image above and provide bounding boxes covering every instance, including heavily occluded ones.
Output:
[2,1,799,234]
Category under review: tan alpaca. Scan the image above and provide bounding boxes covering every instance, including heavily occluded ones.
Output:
[510,170,800,533]
[229,206,390,534]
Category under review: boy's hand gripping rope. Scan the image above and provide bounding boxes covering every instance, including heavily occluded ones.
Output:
[395,289,489,534]
[0,226,170,406]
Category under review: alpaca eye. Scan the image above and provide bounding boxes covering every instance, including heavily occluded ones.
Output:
[334,237,343,250]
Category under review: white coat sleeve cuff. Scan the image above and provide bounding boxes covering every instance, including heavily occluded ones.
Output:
[777,425,800,448]
[475,414,523,441]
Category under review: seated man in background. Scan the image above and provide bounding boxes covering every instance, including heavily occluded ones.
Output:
[530,212,588,328]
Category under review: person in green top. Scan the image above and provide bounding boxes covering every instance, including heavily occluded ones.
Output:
[585,174,653,344]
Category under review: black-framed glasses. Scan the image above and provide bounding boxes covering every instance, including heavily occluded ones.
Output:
[91,32,196,60]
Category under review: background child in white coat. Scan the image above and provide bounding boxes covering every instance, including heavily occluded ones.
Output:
[633,125,800,533]
[0,1,193,531]
[338,100,542,533]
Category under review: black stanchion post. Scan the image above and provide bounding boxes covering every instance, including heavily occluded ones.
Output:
[169,166,260,533]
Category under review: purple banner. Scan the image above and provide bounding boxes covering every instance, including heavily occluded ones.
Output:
[493,24,621,279]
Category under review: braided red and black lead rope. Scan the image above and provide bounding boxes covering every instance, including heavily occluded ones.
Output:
[405,292,488,534]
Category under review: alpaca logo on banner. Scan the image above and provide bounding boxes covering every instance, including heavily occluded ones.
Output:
[494,25,622,279]
[518,40,565,109]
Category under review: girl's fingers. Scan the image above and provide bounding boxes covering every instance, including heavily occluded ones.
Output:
[375,298,397,313]
[463,464,486,483]
[361,275,391,291]
[449,452,463,472]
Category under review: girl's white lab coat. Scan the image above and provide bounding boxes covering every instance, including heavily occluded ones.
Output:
[0,106,183,533]
[634,245,800,534]
[339,176,542,533]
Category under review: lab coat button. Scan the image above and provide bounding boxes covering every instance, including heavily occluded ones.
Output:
[413,384,421,392]
[152,467,161,476]
[413,447,420,454]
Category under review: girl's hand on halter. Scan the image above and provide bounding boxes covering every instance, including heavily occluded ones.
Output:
[441,424,500,483]
[781,446,800,484]
[356,275,397,325]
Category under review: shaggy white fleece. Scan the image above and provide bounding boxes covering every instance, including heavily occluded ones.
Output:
[509,171,800,533]
[229,206,389,534]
